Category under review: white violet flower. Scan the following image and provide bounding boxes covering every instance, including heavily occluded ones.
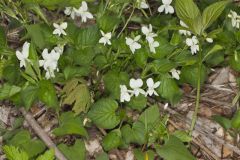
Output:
[99,30,112,46]
[120,85,132,102]
[137,0,149,9]
[53,22,67,36]
[129,78,145,96]
[16,42,30,68]
[74,1,93,23]
[186,36,199,55]
[170,68,181,80]
[39,49,60,79]
[64,7,76,19]
[141,24,157,43]
[146,78,160,96]
[228,10,240,29]
[125,35,142,54]
[158,0,174,14]
[179,20,191,36]
[149,41,159,53]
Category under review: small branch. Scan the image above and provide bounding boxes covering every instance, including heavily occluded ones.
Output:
[185,95,232,109]
[168,119,220,160]
[157,104,240,155]
[20,107,68,160]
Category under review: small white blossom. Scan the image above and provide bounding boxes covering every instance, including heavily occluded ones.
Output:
[179,21,191,36]
[146,78,160,96]
[53,22,67,36]
[16,42,30,68]
[186,36,199,55]
[39,49,60,79]
[125,35,141,54]
[137,0,149,9]
[74,1,93,23]
[120,85,132,102]
[141,24,157,43]
[149,41,159,53]
[170,68,181,80]
[158,0,174,14]
[206,37,213,43]
[99,30,112,46]
[228,10,240,29]
[64,7,75,19]
[129,78,145,96]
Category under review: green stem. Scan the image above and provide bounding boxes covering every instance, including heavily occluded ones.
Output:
[189,48,202,136]
[189,63,201,135]
[117,7,135,38]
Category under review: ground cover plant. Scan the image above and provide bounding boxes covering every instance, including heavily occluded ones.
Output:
[0,0,240,159]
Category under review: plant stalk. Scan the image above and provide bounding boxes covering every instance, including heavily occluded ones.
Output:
[117,7,135,38]
[189,55,202,136]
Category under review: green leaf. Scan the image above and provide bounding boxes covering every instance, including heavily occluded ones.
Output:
[149,37,175,59]
[3,145,29,160]
[134,49,148,68]
[134,149,155,160]
[59,140,86,160]
[8,130,46,158]
[76,25,100,48]
[71,48,95,66]
[0,84,21,100]
[170,32,182,46]
[175,0,202,34]
[202,1,229,30]
[96,152,109,160]
[53,112,88,137]
[62,79,91,114]
[212,115,231,130]
[103,71,129,99]
[150,59,176,73]
[180,65,207,87]
[21,84,38,110]
[156,136,196,160]
[229,51,240,71]
[36,149,55,160]
[138,105,160,127]
[202,44,223,62]
[127,94,147,111]
[231,110,240,129]
[38,80,58,108]
[173,50,197,66]
[102,130,121,151]
[94,55,108,68]
[97,14,121,32]
[121,122,146,145]
[172,131,192,142]
[157,76,182,105]
[88,98,120,129]
[25,24,57,49]
[63,66,90,80]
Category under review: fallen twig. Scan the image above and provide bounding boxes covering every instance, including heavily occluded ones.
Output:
[20,107,67,160]
[168,119,220,160]
[185,95,232,109]
[158,104,240,155]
